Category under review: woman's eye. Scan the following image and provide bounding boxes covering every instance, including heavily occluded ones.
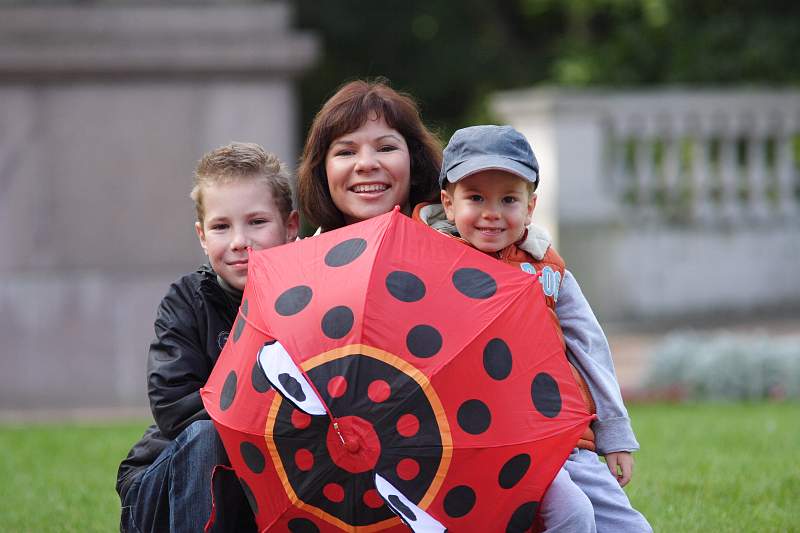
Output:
[378,145,398,152]
[334,149,354,157]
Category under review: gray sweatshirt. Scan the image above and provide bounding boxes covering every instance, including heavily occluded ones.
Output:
[557,270,639,454]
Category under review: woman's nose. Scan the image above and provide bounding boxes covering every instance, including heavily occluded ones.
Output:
[354,148,379,172]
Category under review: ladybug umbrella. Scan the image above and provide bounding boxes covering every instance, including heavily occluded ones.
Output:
[201,208,592,532]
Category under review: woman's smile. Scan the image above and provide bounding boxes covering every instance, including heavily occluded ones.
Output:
[350,183,390,194]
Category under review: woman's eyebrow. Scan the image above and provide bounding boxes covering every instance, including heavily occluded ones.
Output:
[330,134,403,147]
[330,139,355,147]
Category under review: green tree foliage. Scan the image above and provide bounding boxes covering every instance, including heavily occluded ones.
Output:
[296,0,800,137]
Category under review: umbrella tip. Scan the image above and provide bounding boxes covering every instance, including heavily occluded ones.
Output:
[334,420,362,453]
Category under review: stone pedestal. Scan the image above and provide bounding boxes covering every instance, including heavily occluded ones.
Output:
[0,4,317,411]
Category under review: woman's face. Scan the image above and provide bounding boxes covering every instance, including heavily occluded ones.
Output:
[325,116,411,225]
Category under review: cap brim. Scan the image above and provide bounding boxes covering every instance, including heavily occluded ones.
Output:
[444,155,538,185]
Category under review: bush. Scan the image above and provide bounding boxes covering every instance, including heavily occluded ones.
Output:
[644,331,800,401]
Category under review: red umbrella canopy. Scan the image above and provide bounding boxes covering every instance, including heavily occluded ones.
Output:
[201,208,592,532]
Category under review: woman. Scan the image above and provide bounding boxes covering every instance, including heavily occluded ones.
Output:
[297,79,649,533]
[298,79,442,231]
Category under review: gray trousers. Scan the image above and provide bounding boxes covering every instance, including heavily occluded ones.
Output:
[539,448,652,533]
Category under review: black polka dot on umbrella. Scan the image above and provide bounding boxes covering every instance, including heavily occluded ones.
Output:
[239,477,258,515]
[279,373,307,403]
[251,359,271,393]
[443,485,476,518]
[406,324,442,358]
[498,454,531,489]
[457,399,491,435]
[232,317,244,342]
[275,286,313,316]
[288,517,320,533]
[321,306,354,339]
[483,338,512,380]
[387,495,417,522]
[386,271,426,302]
[506,501,538,533]
[452,268,497,299]
[220,371,237,411]
[531,372,562,418]
[233,299,248,342]
[275,285,314,316]
[240,441,265,474]
[325,238,368,267]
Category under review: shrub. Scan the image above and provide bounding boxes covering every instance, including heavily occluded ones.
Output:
[644,331,800,401]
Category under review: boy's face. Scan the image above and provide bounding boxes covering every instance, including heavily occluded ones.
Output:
[441,170,535,253]
[195,179,299,290]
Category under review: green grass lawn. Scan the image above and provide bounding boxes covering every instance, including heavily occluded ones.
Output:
[626,402,800,532]
[0,403,798,532]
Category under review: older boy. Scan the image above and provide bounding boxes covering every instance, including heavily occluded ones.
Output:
[116,142,299,532]
[416,126,651,532]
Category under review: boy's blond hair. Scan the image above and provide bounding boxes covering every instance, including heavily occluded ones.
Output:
[191,142,294,223]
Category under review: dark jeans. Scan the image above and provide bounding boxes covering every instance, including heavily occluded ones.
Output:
[121,420,257,533]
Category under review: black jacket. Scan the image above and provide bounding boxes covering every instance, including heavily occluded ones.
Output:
[116,264,240,500]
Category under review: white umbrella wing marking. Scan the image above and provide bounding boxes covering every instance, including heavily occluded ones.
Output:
[256,340,327,416]
[374,473,446,532]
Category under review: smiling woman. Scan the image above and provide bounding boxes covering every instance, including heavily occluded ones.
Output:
[298,79,442,231]
[324,116,411,225]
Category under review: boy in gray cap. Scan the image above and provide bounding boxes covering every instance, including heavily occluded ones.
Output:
[414,125,651,532]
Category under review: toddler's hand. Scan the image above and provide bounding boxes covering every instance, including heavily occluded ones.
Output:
[605,451,634,487]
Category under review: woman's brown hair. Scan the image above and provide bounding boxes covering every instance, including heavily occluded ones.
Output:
[298,79,442,231]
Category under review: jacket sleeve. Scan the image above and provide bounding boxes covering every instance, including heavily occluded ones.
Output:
[146,282,213,440]
[556,270,640,454]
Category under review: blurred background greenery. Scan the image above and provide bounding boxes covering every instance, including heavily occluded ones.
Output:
[296,0,800,137]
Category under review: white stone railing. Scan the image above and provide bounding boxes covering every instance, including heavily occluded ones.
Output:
[493,89,800,230]
[491,88,800,321]
[603,91,799,224]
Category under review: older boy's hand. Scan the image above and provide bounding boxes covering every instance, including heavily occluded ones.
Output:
[605,451,634,487]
